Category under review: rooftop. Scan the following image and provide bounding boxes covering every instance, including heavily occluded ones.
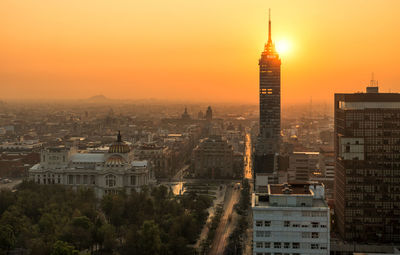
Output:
[269,183,311,195]
[70,153,104,163]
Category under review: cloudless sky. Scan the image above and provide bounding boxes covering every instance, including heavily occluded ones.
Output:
[1,0,399,104]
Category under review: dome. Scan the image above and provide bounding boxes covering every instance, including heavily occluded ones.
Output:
[106,154,126,166]
[108,131,131,154]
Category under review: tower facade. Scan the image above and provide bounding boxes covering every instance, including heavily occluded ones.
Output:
[334,84,400,242]
[254,11,281,177]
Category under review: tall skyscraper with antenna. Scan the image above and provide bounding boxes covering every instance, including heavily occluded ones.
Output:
[254,10,281,185]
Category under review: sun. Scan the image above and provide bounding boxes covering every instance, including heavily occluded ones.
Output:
[275,39,292,55]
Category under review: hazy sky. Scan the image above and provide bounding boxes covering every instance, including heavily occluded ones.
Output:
[1,0,399,104]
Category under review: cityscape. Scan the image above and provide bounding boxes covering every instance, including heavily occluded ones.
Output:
[1,1,400,255]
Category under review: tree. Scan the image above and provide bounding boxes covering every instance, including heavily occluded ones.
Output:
[98,224,117,251]
[0,224,15,251]
[50,241,78,255]
[0,189,15,215]
[62,216,93,250]
[137,220,161,255]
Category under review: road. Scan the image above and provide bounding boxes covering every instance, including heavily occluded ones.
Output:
[208,185,240,255]
[244,133,253,180]
[0,178,23,190]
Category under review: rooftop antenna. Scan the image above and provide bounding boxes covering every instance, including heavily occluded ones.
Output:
[268,8,272,43]
[370,72,378,87]
[366,72,379,93]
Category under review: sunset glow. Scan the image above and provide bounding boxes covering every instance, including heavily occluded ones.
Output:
[275,39,292,56]
[1,0,400,105]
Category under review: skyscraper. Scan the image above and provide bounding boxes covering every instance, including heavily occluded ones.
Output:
[334,82,400,243]
[254,10,281,182]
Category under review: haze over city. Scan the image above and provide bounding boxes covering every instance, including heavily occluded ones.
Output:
[1,1,400,255]
[2,0,400,104]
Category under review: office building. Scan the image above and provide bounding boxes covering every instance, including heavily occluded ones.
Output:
[288,152,319,182]
[254,10,281,183]
[334,84,400,242]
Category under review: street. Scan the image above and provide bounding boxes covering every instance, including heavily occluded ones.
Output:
[208,185,240,255]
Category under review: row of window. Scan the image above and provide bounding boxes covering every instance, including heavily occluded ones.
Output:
[255,221,327,228]
[255,242,327,250]
[36,174,62,184]
[255,231,321,239]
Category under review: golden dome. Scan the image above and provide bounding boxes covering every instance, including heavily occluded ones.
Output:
[106,155,126,166]
[108,131,131,154]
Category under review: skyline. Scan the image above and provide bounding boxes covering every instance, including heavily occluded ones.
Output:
[1,0,400,104]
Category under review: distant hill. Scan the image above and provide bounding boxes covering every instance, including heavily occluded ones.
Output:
[88,95,108,101]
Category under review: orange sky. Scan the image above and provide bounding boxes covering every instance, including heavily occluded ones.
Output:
[1,0,399,104]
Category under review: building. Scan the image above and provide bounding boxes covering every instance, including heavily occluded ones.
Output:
[133,143,171,178]
[254,10,281,183]
[288,152,319,182]
[334,84,400,243]
[192,135,235,178]
[206,106,213,121]
[29,132,154,198]
[252,182,330,255]
[181,107,191,121]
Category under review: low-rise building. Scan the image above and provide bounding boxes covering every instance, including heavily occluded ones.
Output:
[192,135,235,178]
[252,182,330,255]
[133,143,171,178]
[29,132,154,198]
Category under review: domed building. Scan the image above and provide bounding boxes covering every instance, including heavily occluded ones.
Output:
[29,131,155,198]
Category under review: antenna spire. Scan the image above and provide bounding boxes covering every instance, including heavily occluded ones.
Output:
[370,72,378,87]
[117,130,122,142]
[268,9,272,43]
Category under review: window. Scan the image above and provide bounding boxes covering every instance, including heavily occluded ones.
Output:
[320,224,327,228]
[302,232,310,238]
[274,242,281,249]
[82,175,88,184]
[130,175,136,185]
[320,246,327,250]
[292,243,300,249]
[312,232,319,238]
[256,242,263,248]
[284,243,290,249]
[312,222,319,228]
[68,175,73,185]
[284,221,290,227]
[105,174,116,187]
[301,224,308,228]
[256,231,264,237]
[256,221,263,227]
[264,242,271,248]
[256,253,263,255]
[292,224,300,227]
[90,175,95,184]
[311,244,319,249]
[264,221,271,227]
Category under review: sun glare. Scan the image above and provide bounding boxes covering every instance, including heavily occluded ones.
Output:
[276,39,292,55]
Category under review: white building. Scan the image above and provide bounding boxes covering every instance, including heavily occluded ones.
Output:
[29,132,155,198]
[252,182,330,255]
